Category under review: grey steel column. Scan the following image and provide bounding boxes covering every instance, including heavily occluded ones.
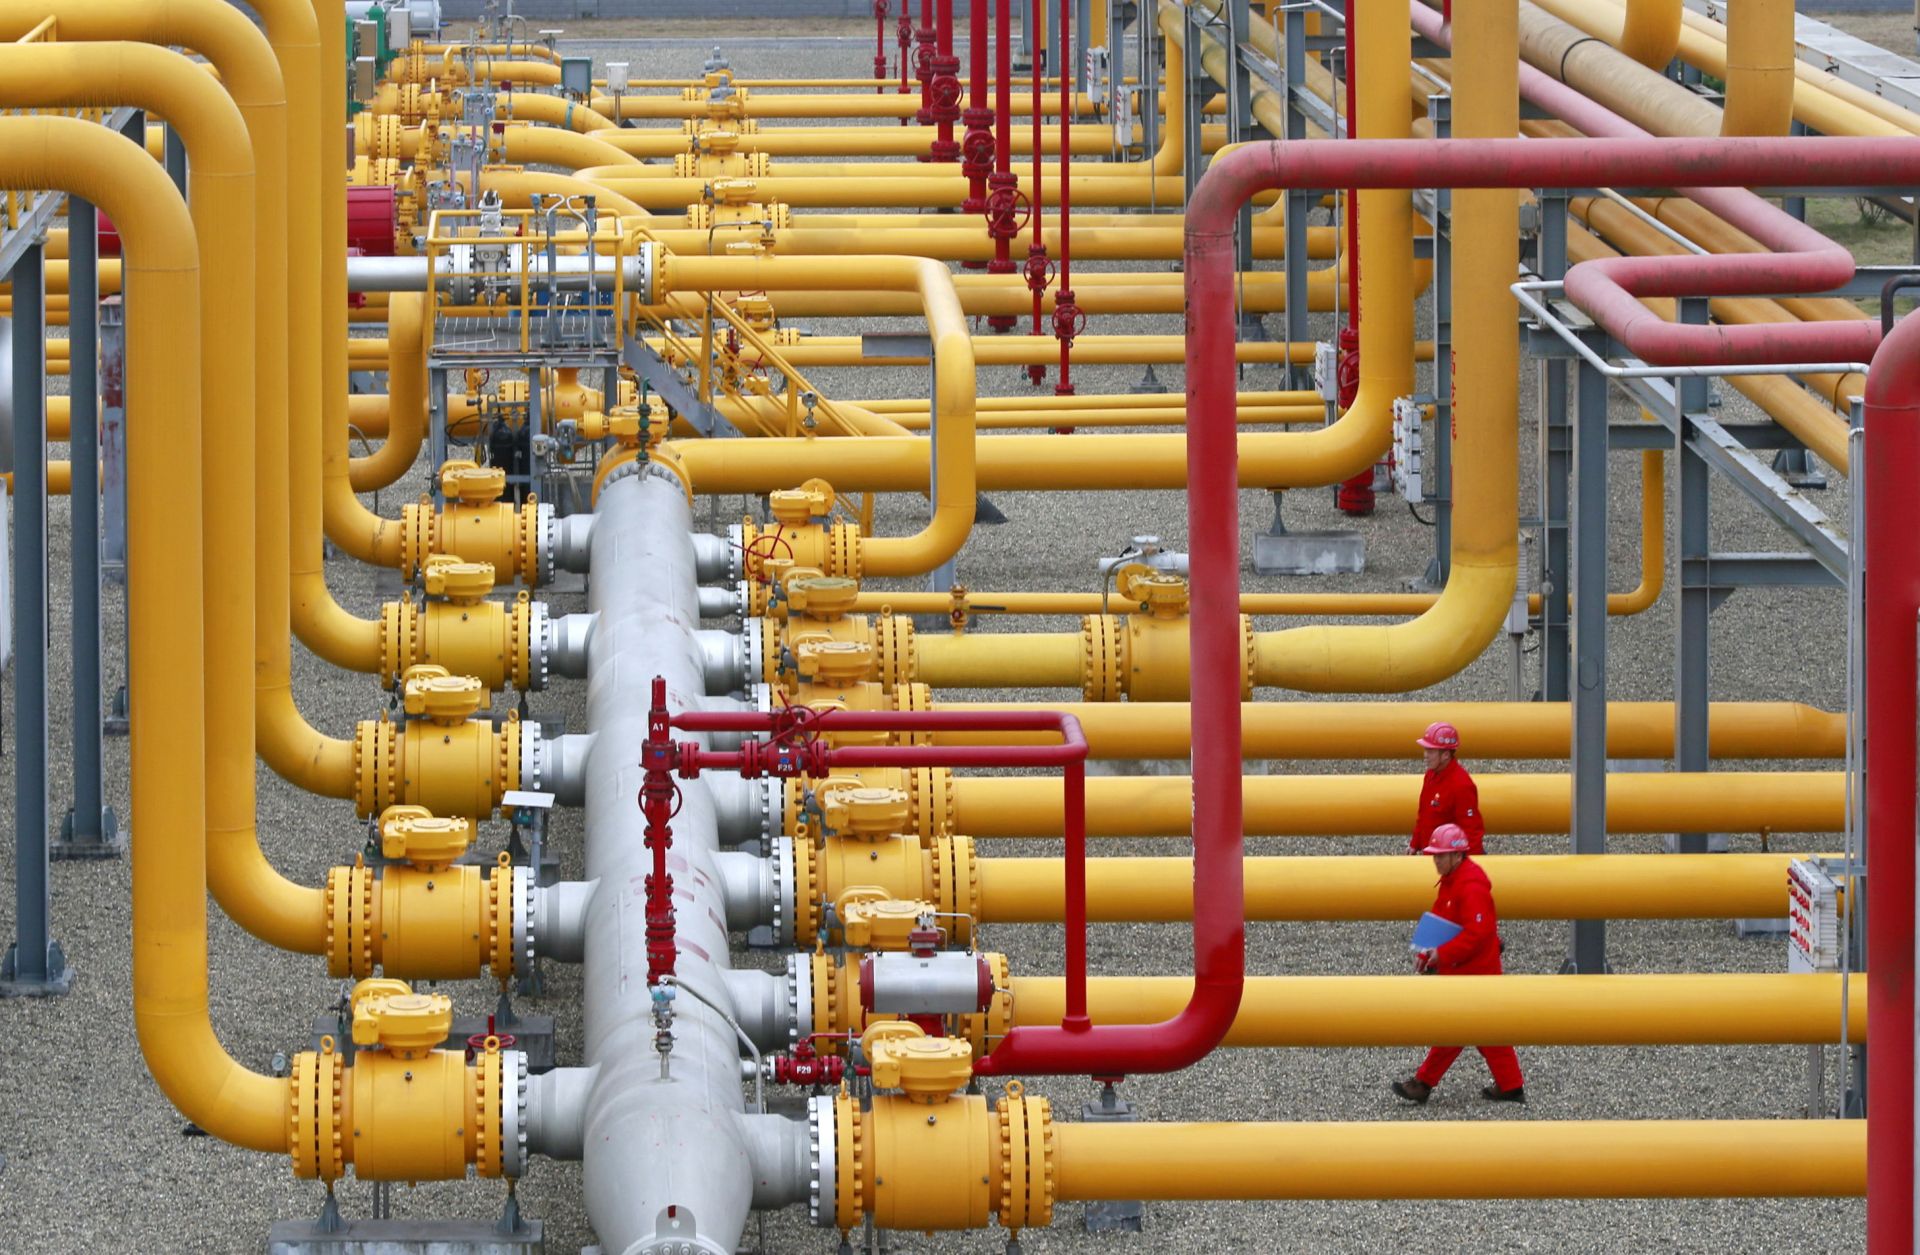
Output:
[163,125,188,195]
[1226,0,1254,284]
[98,299,129,737]
[1536,190,1571,700]
[1672,297,1712,854]
[1139,0,1159,171]
[1425,94,1455,586]
[1181,4,1210,206]
[1280,3,1310,381]
[55,194,119,859]
[1,243,70,995]
[1566,348,1609,974]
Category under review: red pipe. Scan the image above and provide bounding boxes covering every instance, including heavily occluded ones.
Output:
[1865,312,1920,1253]
[898,2,914,102]
[665,703,1137,1067]
[1024,14,1051,382]
[1051,0,1081,401]
[1180,131,1920,1085]
[914,0,937,134]
[1335,0,1372,515]
[960,0,994,222]
[985,0,1019,329]
[930,0,961,163]
[1408,3,1882,369]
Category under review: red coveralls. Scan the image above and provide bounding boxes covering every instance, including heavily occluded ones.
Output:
[1409,757,1485,855]
[1413,856,1524,1091]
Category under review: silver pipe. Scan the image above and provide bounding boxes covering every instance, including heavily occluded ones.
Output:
[552,512,595,574]
[575,471,776,1254]
[695,630,746,694]
[525,1065,595,1161]
[345,252,648,293]
[698,584,744,620]
[691,532,733,584]
[543,612,595,681]
[531,879,597,964]
[712,851,776,930]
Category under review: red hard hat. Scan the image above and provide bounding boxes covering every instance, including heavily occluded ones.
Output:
[1419,823,1471,855]
[1416,721,1460,751]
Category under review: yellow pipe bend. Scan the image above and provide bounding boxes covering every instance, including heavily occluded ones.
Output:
[0,32,330,960]
[1616,0,1682,70]
[656,253,975,577]
[347,291,426,492]
[1011,973,1868,1046]
[0,112,287,1153]
[1718,0,1796,137]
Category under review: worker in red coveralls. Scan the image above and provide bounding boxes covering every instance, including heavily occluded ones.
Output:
[1408,721,1485,855]
[1391,824,1527,1106]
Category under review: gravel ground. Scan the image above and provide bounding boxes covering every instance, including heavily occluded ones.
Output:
[0,24,1872,1255]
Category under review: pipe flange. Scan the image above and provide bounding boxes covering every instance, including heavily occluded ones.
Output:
[512,865,536,971]
[528,500,556,588]
[761,777,784,843]
[600,457,645,494]
[768,836,793,946]
[500,1049,529,1178]
[526,598,552,692]
[786,951,811,1049]
[741,616,764,686]
[807,1093,837,1228]
[632,238,657,306]
[519,722,544,794]
[725,522,745,583]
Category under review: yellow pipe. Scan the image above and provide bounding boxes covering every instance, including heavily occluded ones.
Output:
[883,406,1323,430]
[949,770,1843,836]
[857,391,1322,413]
[319,0,402,568]
[769,335,1433,369]
[346,291,424,492]
[1616,0,1682,70]
[0,18,334,960]
[581,169,1196,209]
[1051,1121,1863,1199]
[348,392,391,438]
[928,699,1841,759]
[1533,0,1908,140]
[1011,973,1868,1046]
[658,253,975,577]
[977,853,1806,922]
[497,89,617,132]
[587,119,1210,159]
[0,113,287,1153]
[1719,0,1795,136]
[2,463,69,496]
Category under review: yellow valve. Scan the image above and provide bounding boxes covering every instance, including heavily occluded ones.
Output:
[380,590,531,693]
[1134,573,1191,620]
[380,806,474,869]
[821,785,911,837]
[839,894,933,950]
[422,554,497,604]
[713,177,758,206]
[355,703,522,820]
[403,667,488,724]
[796,834,976,946]
[441,459,507,506]
[704,129,741,155]
[869,1031,974,1103]
[797,640,876,686]
[789,576,860,620]
[785,765,955,842]
[809,953,1012,1058]
[350,980,454,1057]
[768,484,830,526]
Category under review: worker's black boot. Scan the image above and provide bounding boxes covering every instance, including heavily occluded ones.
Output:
[1481,1084,1527,1104]
[1391,1078,1432,1105]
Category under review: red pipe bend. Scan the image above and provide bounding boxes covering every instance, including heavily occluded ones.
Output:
[1863,312,1920,1252]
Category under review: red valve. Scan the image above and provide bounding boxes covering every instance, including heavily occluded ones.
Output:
[769,1042,846,1088]
[985,184,1031,239]
[1050,290,1088,346]
[1021,248,1055,294]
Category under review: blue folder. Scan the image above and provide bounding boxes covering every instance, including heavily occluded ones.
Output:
[1410,912,1463,951]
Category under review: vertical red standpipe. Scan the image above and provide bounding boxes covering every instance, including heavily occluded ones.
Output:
[913,0,938,140]
[929,0,961,163]
[1334,0,1374,515]
[874,0,891,92]
[640,677,679,987]
[985,0,1020,328]
[897,2,914,108]
[1051,0,1083,406]
[1023,11,1052,385]
[960,0,996,231]
[1865,310,1920,1253]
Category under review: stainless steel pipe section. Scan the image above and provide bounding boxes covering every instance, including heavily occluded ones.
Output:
[568,466,809,1253]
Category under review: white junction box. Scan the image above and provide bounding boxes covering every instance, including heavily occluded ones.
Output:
[1312,341,1339,404]
[1391,395,1423,503]
[1787,859,1844,973]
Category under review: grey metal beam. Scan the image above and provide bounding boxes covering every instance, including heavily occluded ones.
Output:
[1,243,70,996]
[1566,348,1608,973]
[1671,298,1712,857]
[1682,553,1841,590]
[1536,191,1571,702]
[55,193,119,859]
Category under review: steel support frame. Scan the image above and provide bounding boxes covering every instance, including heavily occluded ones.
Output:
[54,188,120,860]
[1565,336,1609,973]
[1671,296,1715,855]
[1,241,70,996]
[1424,93,1455,588]
[1536,190,1572,702]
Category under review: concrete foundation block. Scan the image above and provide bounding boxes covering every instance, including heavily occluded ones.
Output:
[1252,530,1365,576]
